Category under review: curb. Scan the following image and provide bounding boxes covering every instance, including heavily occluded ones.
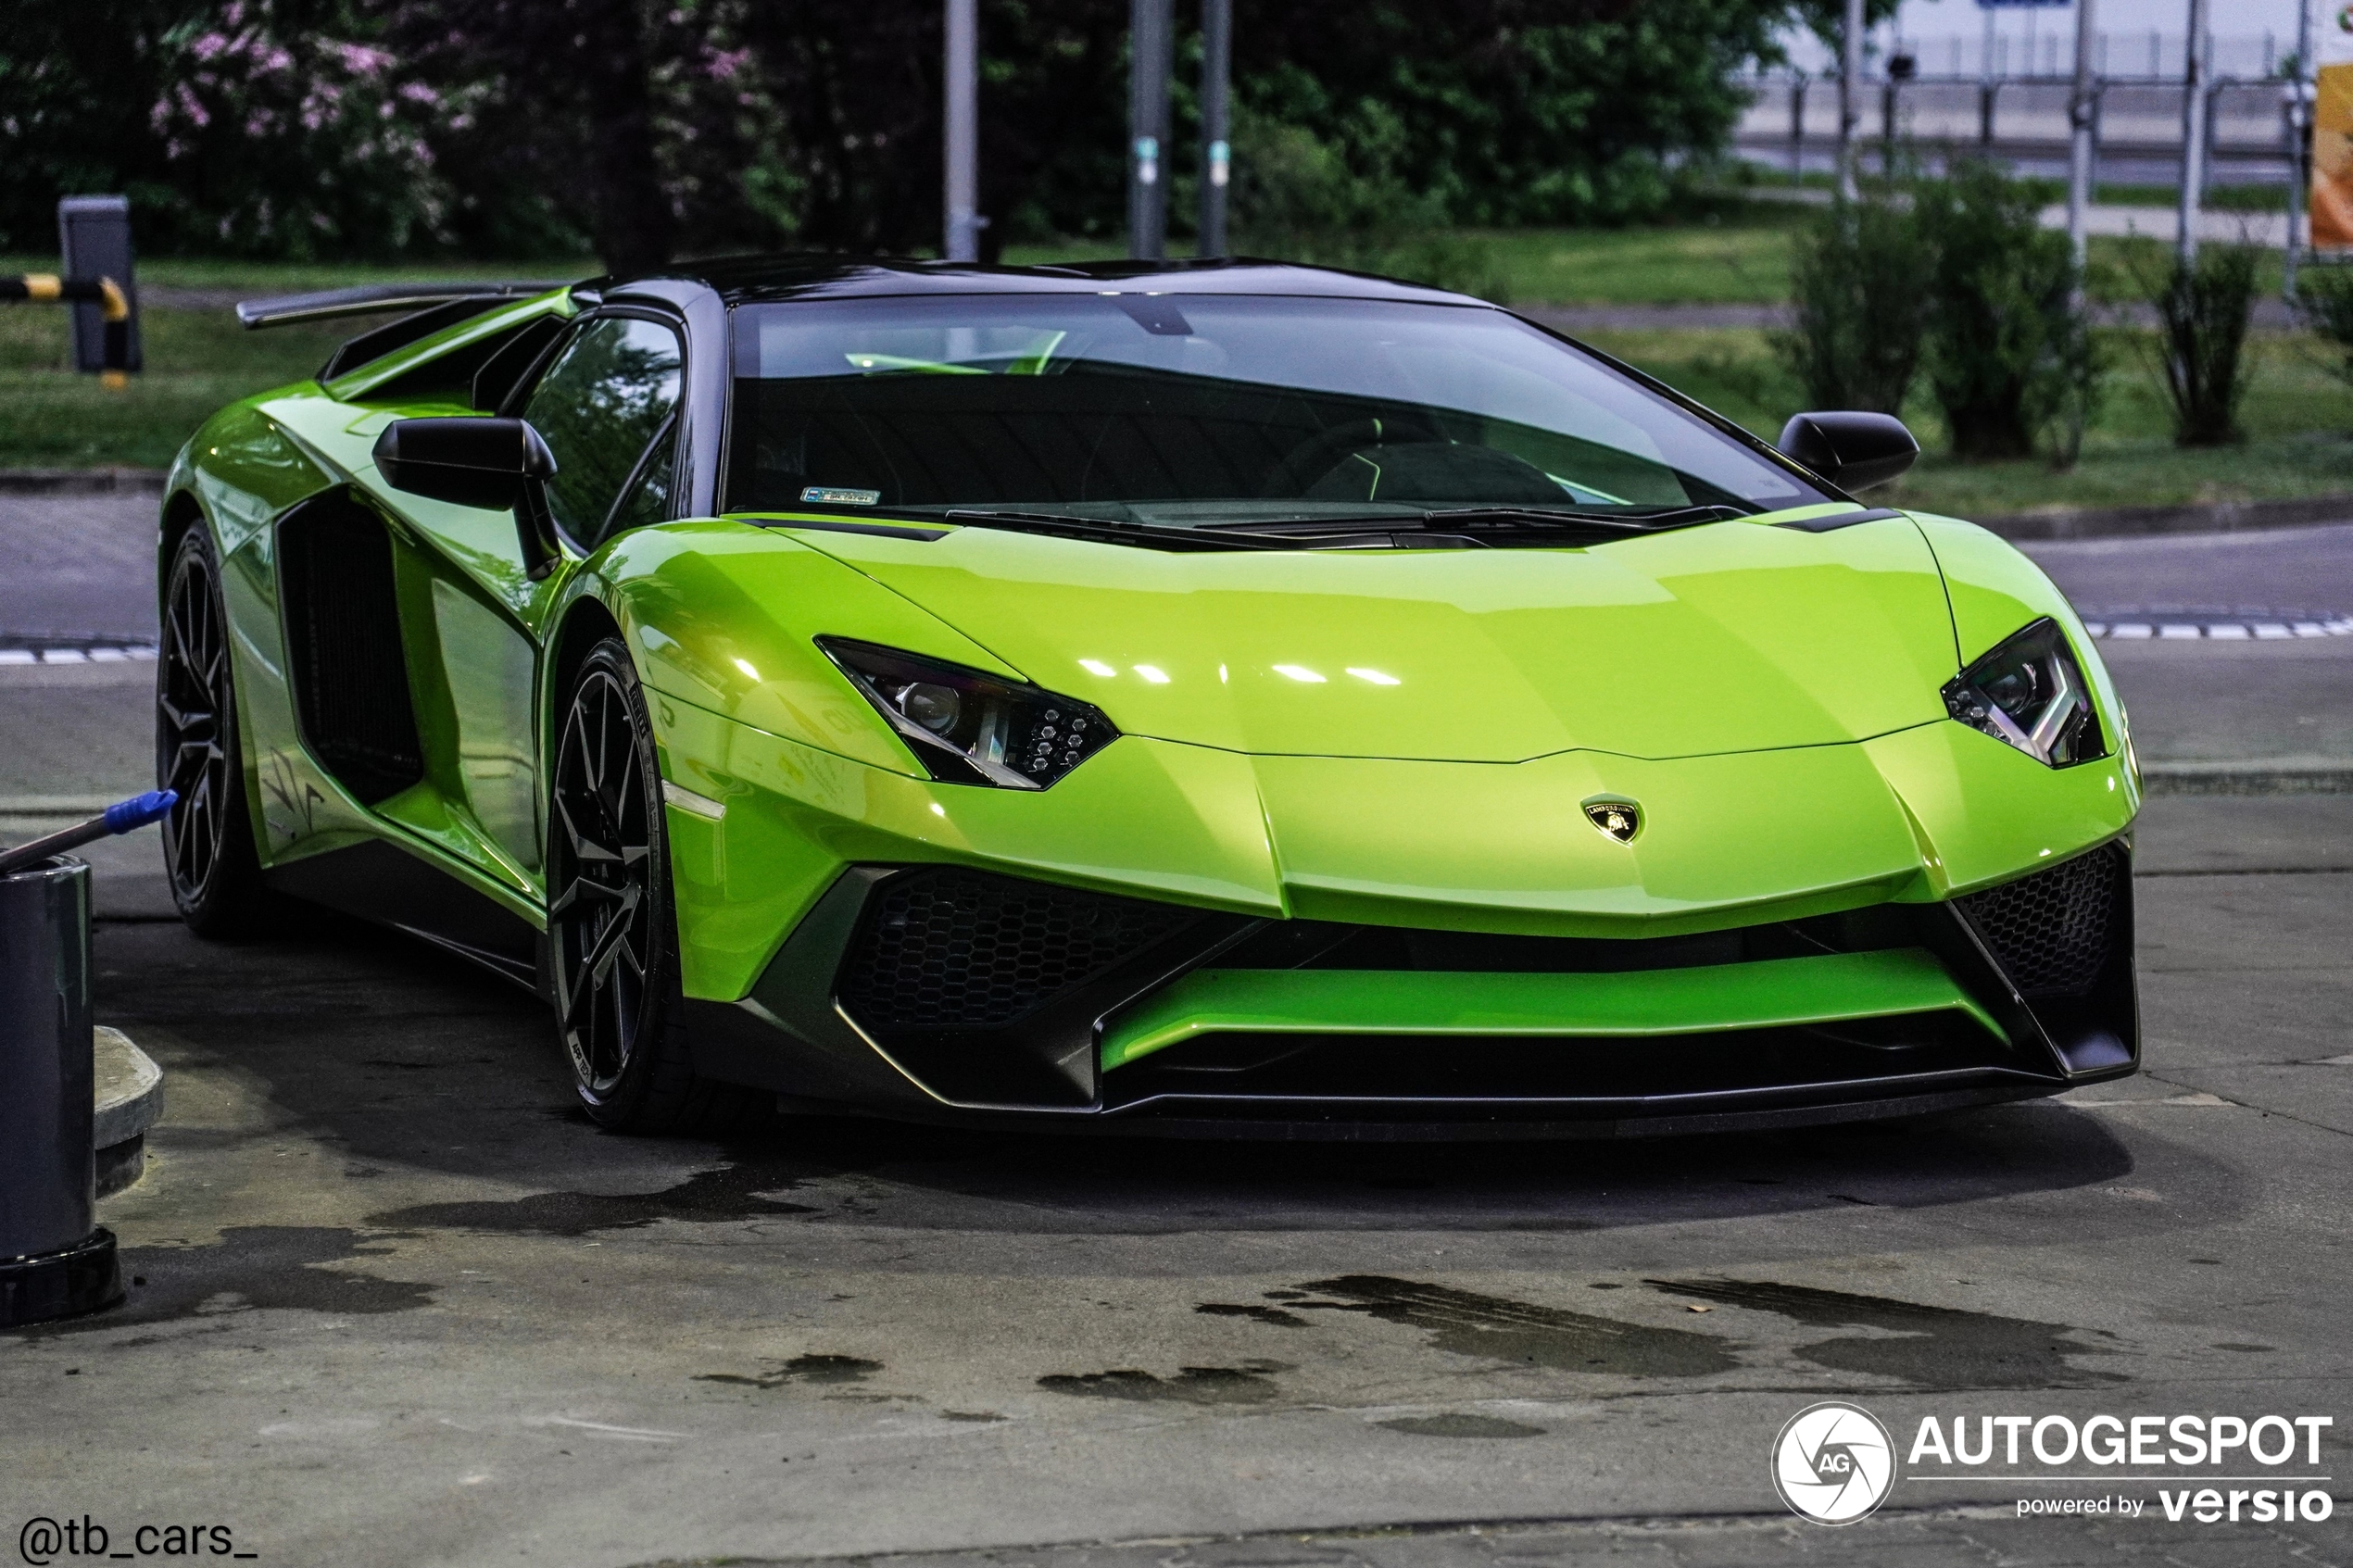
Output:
[1977,493,2353,542]
[0,468,169,495]
[94,1025,164,1198]
[2141,760,2353,796]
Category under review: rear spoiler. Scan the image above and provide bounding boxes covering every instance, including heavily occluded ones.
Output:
[234,281,573,329]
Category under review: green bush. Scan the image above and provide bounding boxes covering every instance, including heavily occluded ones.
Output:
[2293,262,2353,396]
[1913,161,2097,462]
[1228,107,1513,302]
[2145,245,2259,446]
[1771,186,1930,413]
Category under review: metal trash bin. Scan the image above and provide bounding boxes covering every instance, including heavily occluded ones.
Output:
[0,855,122,1326]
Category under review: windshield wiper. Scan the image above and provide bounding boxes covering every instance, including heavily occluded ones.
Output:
[940,508,1302,552]
[1218,504,1749,542]
[1416,504,1749,533]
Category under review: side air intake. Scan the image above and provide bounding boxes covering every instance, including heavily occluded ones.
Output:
[278,494,423,806]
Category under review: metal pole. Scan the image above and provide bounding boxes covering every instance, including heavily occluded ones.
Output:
[2068,0,2101,275]
[943,0,979,262]
[1127,0,1171,260]
[1198,0,1230,257]
[2177,0,2209,267]
[2285,0,2316,295]
[1838,0,1863,200]
[1791,77,1806,183]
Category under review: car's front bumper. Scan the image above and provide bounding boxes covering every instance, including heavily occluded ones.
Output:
[657,701,2139,1137]
[680,842,2137,1140]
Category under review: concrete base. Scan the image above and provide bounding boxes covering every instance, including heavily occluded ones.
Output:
[93,1025,162,1198]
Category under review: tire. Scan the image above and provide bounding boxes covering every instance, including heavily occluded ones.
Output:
[547,637,761,1134]
[157,523,274,936]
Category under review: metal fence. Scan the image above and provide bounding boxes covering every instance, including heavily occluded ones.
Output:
[1734,74,2303,188]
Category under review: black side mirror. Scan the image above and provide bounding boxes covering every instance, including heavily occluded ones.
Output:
[1776,411,1919,494]
[372,417,562,580]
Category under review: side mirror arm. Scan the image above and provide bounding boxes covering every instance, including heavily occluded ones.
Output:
[517,479,560,581]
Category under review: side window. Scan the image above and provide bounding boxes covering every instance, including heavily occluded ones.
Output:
[603,416,679,541]
[521,317,683,547]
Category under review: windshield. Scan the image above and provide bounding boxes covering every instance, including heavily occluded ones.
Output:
[724,294,1825,529]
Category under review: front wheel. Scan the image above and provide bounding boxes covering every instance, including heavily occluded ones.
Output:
[547,638,759,1134]
[157,523,273,936]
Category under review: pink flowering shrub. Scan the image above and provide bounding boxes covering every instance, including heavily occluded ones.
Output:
[146,0,459,257]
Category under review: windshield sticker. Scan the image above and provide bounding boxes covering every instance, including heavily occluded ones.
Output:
[802,486,882,507]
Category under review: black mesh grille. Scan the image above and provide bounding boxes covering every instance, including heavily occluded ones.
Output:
[840,868,1197,1029]
[1956,845,2124,997]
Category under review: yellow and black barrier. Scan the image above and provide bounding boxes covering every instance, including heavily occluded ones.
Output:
[0,274,136,388]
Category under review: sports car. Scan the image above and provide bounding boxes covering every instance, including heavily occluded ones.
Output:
[158,257,2140,1137]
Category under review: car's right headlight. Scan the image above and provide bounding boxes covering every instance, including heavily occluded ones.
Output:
[818,636,1117,789]
[1941,618,2106,768]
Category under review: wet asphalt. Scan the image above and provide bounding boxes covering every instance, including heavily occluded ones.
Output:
[1,495,2347,1566]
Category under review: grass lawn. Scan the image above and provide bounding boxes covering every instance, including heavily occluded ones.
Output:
[1584,325,2353,517]
[6,229,2348,519]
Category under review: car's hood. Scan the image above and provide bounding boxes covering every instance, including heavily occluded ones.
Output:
[760,512,1962,763]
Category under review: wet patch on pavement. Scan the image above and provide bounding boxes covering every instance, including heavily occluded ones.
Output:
[1294,1275,1738,1377]
[1038,1361,1290,1404]
[366,1160,820,1236]
[1646,1278,2125,1386]
[696,1353,885,1389]
[1197,1302,1309,1327]
[15,1226,435,1337]
[1376,1413,1547,1438]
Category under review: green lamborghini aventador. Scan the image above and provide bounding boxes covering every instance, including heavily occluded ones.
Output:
[158,257,2139,1136]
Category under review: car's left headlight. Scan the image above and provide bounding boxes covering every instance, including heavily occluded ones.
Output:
[818,636,1117,789]
[1942,618,2106,767]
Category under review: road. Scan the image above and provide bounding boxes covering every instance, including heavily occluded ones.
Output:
[2,495,2348,1566]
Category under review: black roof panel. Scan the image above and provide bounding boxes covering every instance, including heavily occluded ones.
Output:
[623,253,1488,308]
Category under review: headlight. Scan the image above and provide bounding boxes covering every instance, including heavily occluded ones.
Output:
[818,637,1117,789]
[1941,618,2106,767]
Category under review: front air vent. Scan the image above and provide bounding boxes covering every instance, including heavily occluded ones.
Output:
[839,866,1196,1030]
[1955,845,2126,998]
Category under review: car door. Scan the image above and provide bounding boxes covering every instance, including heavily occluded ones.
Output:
[419,310,686,885]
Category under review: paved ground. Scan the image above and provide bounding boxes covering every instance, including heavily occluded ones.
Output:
[3,496,2348,1567]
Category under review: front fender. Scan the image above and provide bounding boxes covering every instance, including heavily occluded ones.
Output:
[578,520,1026,779]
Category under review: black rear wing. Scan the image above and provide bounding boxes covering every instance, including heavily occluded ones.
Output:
[234,281,571,329]
[236,280,578,384]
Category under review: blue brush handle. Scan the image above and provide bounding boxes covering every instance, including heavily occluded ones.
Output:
[103,790,177,834]
[0,789,179,878]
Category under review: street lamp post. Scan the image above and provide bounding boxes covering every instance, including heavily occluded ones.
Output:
[1839,0,1864,201]
[2068,0,2100,276]
[1128,0,1172,260]
[2285,0,2317,296]
[2177,0,2210,267]
[1198,0,1231,257]
[943,0,979,263]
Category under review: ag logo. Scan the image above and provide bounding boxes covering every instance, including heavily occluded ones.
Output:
[1582,796,1641,843]
[1771,1401,1895,1524]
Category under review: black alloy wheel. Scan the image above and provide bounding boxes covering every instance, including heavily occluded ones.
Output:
[157,525,270,935]
[547,638,755,1132]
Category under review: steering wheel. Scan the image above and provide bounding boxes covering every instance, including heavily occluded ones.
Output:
[1263,414,1445,497]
